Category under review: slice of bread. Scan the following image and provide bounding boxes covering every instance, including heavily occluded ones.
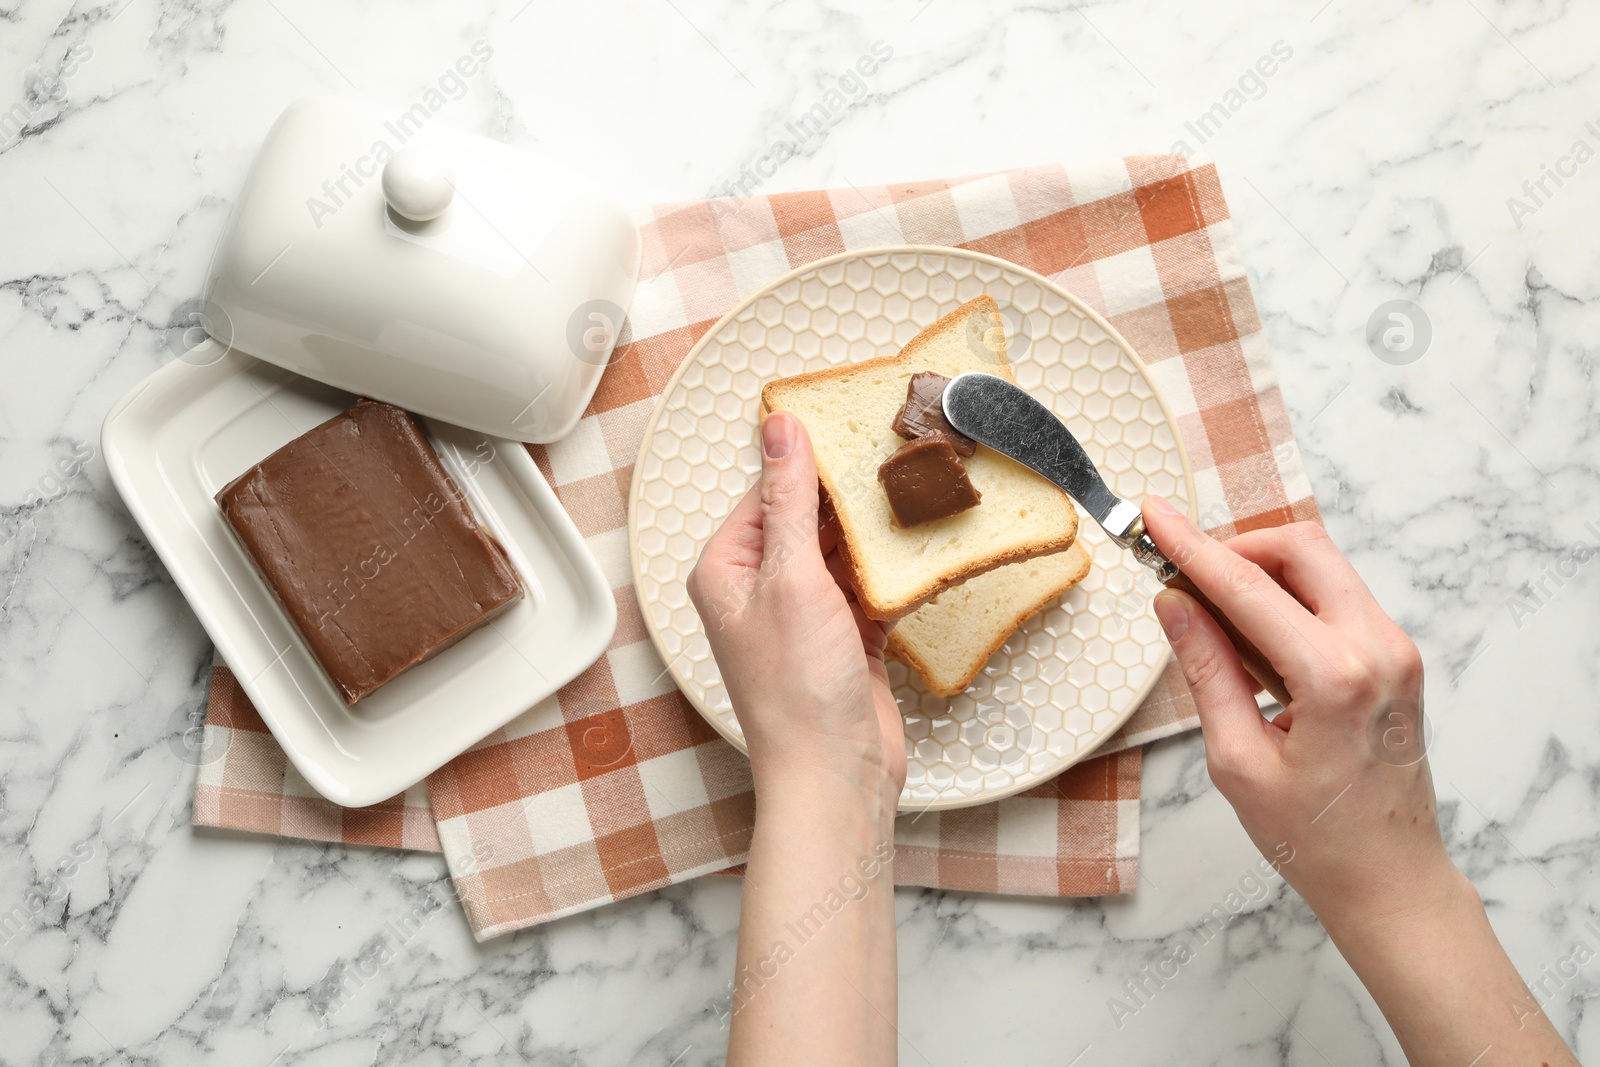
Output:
[888,542,1092,697]
[762,295,1079,620]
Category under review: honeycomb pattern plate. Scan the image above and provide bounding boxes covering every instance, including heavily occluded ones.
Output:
[628,247,1195,811]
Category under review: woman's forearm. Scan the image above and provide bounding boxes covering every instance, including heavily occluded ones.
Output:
[727,765,899,1067]
[1323,869,1577,1067]
[689,414,906,1064]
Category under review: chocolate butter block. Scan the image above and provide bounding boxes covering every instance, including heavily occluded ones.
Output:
[877,436,982,528]
[891,372,976,455]
[216,399,522,704]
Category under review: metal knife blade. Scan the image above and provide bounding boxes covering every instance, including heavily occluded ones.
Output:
[941,371,1167,575]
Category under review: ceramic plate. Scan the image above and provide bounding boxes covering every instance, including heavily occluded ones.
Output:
[629,247,1195,811]
[103,347,616,807]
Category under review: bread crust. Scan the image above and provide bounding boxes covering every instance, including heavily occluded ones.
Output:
[886,546,1093,696]
[759,296,1004,411]
[761,295,1078,621]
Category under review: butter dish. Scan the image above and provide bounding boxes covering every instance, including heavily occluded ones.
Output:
[104,97,631,805]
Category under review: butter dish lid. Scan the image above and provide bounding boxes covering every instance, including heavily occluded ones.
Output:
[202,96,639,443]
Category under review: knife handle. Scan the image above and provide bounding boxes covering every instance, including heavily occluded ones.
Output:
[1162,570,1293,708]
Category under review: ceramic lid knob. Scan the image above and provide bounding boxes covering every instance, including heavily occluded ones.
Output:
[381,147,455,221]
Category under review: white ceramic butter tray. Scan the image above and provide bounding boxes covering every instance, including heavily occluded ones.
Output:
[103,344,616,807]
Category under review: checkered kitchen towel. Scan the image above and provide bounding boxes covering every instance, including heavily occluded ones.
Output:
[191,155,1318,939]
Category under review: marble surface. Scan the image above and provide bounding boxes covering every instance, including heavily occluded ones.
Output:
[2,0,1598,1063]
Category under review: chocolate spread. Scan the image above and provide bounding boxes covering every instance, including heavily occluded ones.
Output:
[876,436,982,528]
[891,372,975,455]
[215,398,523,704]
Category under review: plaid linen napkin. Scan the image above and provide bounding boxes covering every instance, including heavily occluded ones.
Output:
[191,155,1317,939]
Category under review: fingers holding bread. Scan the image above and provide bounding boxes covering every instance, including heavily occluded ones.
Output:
[690,413,834,628]
[755,411,825,572]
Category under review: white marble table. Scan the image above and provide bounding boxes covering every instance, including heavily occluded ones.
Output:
[3,1,1597,1063]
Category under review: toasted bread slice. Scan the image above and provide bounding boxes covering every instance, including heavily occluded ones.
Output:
[886,542,1092,696]
[761,295,1079,620]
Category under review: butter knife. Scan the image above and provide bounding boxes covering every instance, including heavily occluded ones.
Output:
[942,371,1291,706]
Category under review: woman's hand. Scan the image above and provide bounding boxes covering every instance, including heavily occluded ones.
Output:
[1141,496,1578,1067]
[688,410,905,805]
[1140,497,1453,930]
